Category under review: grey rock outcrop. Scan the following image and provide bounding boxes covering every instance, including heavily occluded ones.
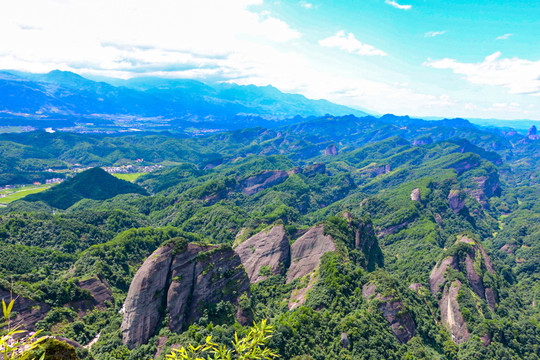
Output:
[410,188,421,202]
[448,190,466,213]
[0,289,50,331]
[429,236,497,343]
[241,170,289,195]
[286,225,336,283]
[325,144,338,156]
[121,244,174,349]
[234,225,290,283]
[440,280,470,344]
[121,241,250,349]
[362,283,416,344]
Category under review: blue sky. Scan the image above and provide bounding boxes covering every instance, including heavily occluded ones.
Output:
[1,0,539,119]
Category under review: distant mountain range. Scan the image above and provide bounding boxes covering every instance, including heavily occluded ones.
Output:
[0,70,367,129]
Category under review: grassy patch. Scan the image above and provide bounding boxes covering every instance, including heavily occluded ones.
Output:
[112,172,147,182]
[0,184,52,204]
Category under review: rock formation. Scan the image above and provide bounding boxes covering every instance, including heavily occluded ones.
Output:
[325,144,338,156]
[362,283,416,344]
[286,225,336,283]
[121,240,250,348]
[429,236,497,344]
[527,125,539,140]
[0,288,50,331]
[448,190,466,213]
[410,188,421,202]
[234,225,290,283]
[241,170,289,195]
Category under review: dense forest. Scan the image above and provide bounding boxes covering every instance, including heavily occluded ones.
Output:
[0,114,539,360]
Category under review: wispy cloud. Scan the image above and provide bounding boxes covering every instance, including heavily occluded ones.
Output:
[425,30,446,38]
[299,1,313,9]
[385,0,411,10]
[496,33,512,40]
[425,52,540,95]
[319,31,387,56]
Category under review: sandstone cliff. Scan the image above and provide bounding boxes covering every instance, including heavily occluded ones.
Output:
[429,236,497,344]
[121,239,250,348]
[286,225,336,283]
[362,282,416,344]
[234,225,290,283]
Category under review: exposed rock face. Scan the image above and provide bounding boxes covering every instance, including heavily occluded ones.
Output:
[121,242,250,349]
[527,125,539,140]
[325,144,338,156]
[362,283,416,344]
[0,289,50,331]
[121,244,174,349]
[429,236,497,343]
[440,280,470,344]
[410,188,421,202]
[303,163,326,177]
[412,137,433,146]
[372,164,391,177]
[286,225,336,283]
[466,174,501,206]
[241,170,289,195]
[234,225,290,283]
[447,157,481,176]
[341,333,350,349]
[448,190,466,213]
[77,275,113,307]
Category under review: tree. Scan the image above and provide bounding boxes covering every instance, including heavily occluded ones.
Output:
[166,320,278,360]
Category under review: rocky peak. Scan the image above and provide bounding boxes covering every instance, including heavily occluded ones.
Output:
[410,188,421,202]
[234,225,290,283]
[527,125,539,140]
[325,144,338,156]
[362,282,416,344]
[121,239,249,349]
[429,236,497,344]
[287,225,336,283]
[241,170,289,195]
[448,190,466,213]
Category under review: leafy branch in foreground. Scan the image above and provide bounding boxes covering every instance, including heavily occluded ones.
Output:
[1,299,46,360]
[166,320,278,360]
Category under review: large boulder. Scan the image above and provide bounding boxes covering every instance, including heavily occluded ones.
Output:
[286,225,336,283]
[362,283,416,344]
[429,236,497,344]
[121,240,250,349]
[234,225,290,283]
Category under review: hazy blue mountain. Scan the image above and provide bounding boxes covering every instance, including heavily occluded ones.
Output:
[0,70,368,124]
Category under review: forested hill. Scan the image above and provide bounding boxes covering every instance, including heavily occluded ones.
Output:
[0,115,539,360]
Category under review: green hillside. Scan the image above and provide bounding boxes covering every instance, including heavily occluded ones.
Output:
[24,167,148,209]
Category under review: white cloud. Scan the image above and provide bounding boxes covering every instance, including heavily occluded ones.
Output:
[496,33,512,40]
[299,1,313,9]
[425,30,446,38]
[425,52,540,95]
[319,31,387,56]
[385,0,411,11]
[0,0,300,75]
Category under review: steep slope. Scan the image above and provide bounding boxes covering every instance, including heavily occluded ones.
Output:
[120,238,250,349]
[24,167,148,209]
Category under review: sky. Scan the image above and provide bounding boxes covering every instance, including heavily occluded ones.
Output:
[1,0,540,120]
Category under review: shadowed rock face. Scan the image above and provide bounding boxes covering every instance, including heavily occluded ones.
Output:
[77,275,113,307]
[234,225,290,283]
[448,190,466,213]
[0,289,50,331]
[440,280,470,344]
[241,170,289,195]
[362,283,416,344]
[121,242,250,349]
[286,225,336,283]
[429,236,497,343]
[121,244,174,349]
